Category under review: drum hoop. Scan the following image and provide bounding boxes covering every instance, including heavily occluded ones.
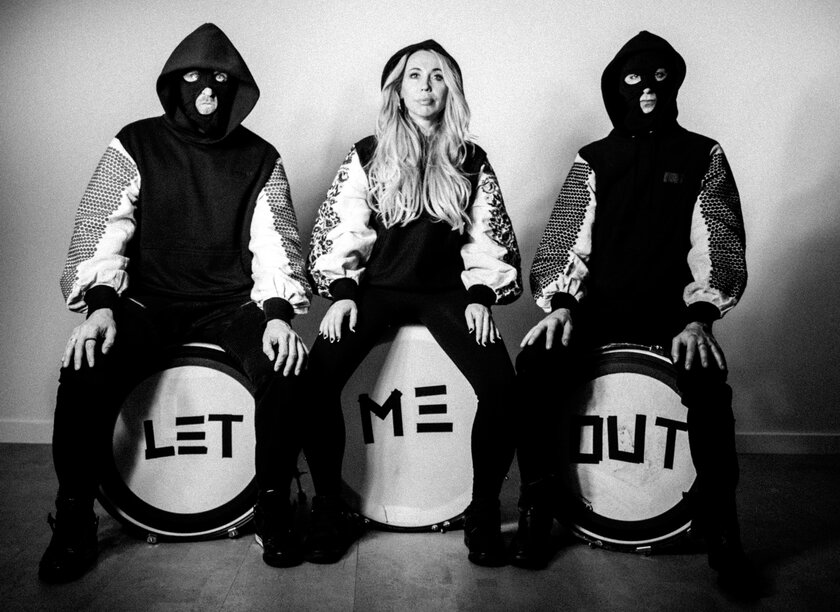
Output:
[97,344,257,540]
[585,344,679,394]
[562,481,697,548]
[564,342,693,550]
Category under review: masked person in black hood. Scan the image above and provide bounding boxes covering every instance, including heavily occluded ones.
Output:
[302,40,522,566]
[514,31,758,595]
[41,24,311,582]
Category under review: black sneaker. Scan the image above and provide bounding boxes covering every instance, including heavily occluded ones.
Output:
[253,489,303,568]
[303,496,362,564]
[38,498,99,583]
[463,500,507,567]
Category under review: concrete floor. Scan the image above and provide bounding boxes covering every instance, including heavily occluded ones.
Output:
[1,444,838,611]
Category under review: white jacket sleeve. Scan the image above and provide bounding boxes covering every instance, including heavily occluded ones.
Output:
[59,138,140,313]
[460,162,522,305]
[530,154,597,312]
[249,156,311,314]
[308,146,377,298]
[684,144,747,316]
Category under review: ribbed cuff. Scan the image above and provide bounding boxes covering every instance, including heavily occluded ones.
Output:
[684,301,721,326]
[467,284,496,307]
[84,285,119,315]
[550,292,579,314]
[263,298,294,323]
[329,278,359,303]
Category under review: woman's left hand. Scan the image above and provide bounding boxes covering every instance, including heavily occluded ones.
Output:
[464,303,500,346]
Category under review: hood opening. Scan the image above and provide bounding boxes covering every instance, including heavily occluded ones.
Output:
[601,31,686,133]
[156,23,260,143]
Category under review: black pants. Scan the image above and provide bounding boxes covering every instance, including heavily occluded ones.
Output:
[516,329,740,537]
[52,296,302,502]
[297,287,517,502]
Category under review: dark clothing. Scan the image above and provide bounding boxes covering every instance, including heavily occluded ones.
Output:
[54,23,309,503]
[516,337,740,537]
[351,136,490,298]
[53,299,302,501]
[156,23,260,144]
[307,137,521,309]
[305,135,522,504]
[601,30,686,136]
[116,117,280,302]
[298,288,517,502]
[521,31,747,538]
[577,124,745,337]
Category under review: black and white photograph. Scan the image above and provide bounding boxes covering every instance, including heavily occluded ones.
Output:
[1,0,838,609]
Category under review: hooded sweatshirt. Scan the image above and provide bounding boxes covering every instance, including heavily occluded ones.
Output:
[530,31,747,342]
[307,40,521,307]
[60,24,310,321]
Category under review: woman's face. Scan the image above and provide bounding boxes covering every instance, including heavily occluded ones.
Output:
[400,50,448,129]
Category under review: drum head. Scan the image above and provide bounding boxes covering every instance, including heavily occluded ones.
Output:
[341,325,477,530]
[98,345,257,540]
[563,345,696,551]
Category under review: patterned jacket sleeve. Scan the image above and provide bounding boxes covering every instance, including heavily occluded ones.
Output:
[530,154,597,312]
[308,146,377,299]
[460,161,522,305]
[684,144,747,317]
[59,138,140,313]
[249,156,311,314]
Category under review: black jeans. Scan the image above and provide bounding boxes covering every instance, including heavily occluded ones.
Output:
[515,330,740,537]
[297,287,517,502]
[52,296,302,502]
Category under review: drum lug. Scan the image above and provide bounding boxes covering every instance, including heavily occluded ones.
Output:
[430,524,440,532]
[146,532,159,545]
[227,527,240,539]
[440,520,451,533]
[635,545,652,556]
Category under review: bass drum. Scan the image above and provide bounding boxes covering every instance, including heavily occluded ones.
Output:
[98,343,257,541]
[340,325,477,531]
[562,344,696,552]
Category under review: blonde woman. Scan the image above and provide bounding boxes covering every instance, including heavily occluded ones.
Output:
[303,40,522,566]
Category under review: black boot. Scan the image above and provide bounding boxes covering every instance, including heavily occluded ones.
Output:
[708,533,762,601]
[254,489,303,568]
[38,497,99,583]
[303,496,362,564]
[509,483,555,569]
[463,499,506,567]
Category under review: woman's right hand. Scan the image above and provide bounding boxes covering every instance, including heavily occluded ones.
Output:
[319,299,357,342]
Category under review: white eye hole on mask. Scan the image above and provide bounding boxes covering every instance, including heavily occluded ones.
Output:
[624,73,641,85]
[183,70,200,82]
[654,68,668,82]
[214,72,228,83]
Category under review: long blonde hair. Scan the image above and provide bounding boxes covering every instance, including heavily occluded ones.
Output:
[367,50,473,232]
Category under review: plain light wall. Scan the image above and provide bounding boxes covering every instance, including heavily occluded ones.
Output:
[1,0,839,449]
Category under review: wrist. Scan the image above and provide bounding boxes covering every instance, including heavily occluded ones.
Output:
[467,284,496,307]
[84,285,119,316]
[330,278,359,303]
[263,298,293,323]
[550,292,578,315]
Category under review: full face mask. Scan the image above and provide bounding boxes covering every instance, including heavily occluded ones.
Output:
[178,69,234,135]
[618,51,675,132]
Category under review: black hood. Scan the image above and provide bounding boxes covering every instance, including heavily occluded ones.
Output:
[601,31,686,132]
[156,23,259,142]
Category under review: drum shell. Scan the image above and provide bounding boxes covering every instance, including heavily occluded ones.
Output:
[97,344,257,541]
[561,344,697,552]
[340,325,477,531]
